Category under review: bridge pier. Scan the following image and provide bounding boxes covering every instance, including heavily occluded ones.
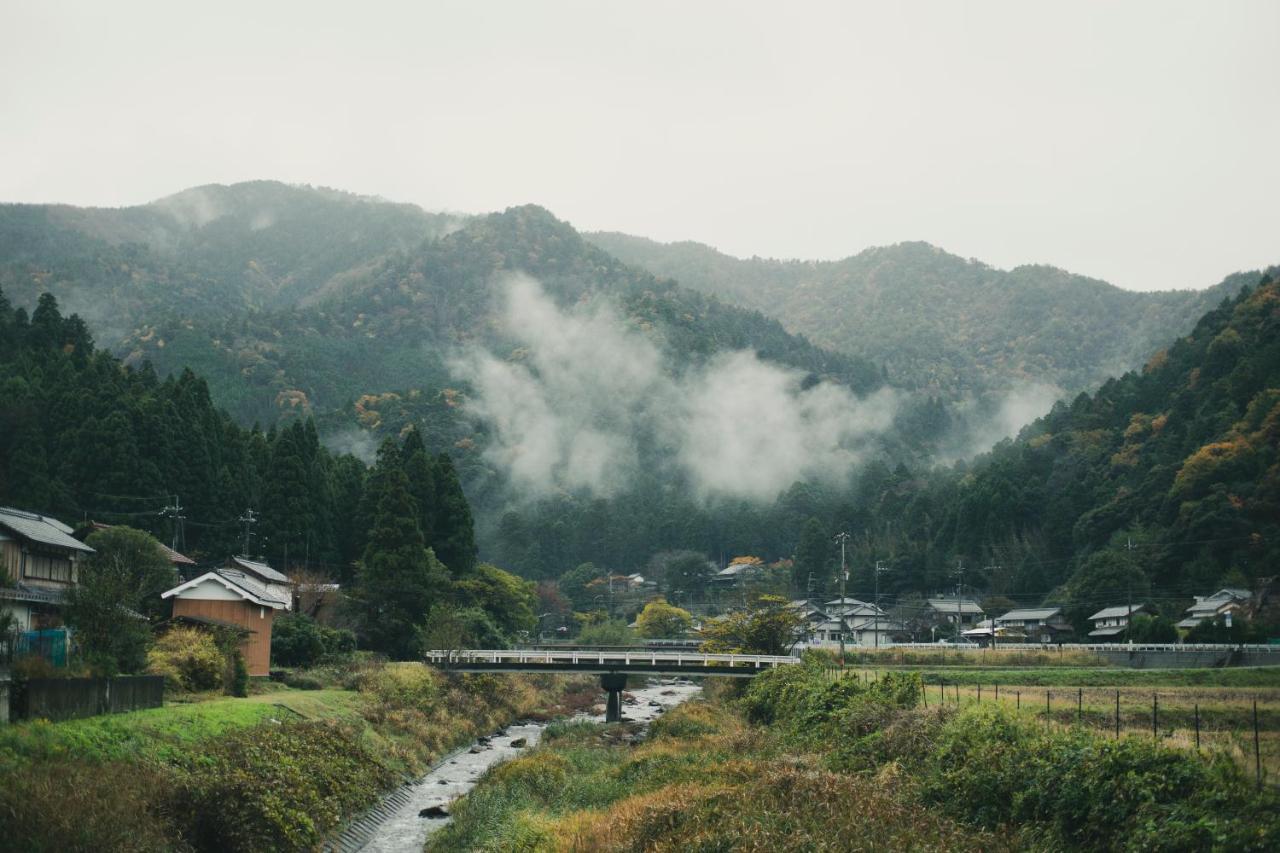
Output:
[601,672,628,723]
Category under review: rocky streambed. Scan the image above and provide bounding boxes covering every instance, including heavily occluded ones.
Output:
[327,678,701,853]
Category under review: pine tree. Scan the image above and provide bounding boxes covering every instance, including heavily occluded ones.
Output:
[431,451,476,576]
[793,517,830,594]
[401,428,438,547]
[355,464,447,659]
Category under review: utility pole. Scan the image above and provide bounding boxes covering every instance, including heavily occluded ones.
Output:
[985,562,1001,648]
[834,532,850,668]
[953,560,966,648]
[160,495,185,552]
[238,508,258,557]
[1126,537,1135,624]
[874,560,889,649]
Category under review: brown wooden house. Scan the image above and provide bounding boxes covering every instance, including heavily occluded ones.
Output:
[160,568,288,676]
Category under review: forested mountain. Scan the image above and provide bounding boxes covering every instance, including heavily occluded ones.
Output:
[587,233,1255,397]
[0,183,882,427]
[828,272,1280,620]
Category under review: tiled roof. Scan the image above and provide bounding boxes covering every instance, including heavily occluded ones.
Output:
[926,598,984,614]
[228,555,290,584]
[0,506,94,553]
[1088,625,1128,637]
[162,570,288,609]
[217,570,289,607]
[997,608,1063,621]
[1089,605,1147,621]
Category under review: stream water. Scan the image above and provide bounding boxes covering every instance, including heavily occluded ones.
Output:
[337,678,702,853]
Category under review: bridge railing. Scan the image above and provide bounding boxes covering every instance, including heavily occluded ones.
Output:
[884,642,1280,653]
[426,649,798,669]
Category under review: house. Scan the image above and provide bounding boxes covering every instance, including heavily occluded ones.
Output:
[846,615,906,647]
[962,618,998,646]
[225,556,293,611]
[0,506,95,634]
[161,568,289,676]
[1177,588,1252,632]
[804,614,904,648]
[994,607,1074,643]
[1087,604,1154,639]
[925,596,985,627]
[711,559,766,588]
[824,597,888,620]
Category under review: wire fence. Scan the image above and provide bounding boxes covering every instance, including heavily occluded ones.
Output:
[827,667,1277,789]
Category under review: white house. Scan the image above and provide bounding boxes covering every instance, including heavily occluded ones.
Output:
[994,607,1074,643]
[1177,588,1251,631]
[1087,604,1153,639]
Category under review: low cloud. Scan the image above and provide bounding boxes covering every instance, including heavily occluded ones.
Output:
[450,274,900,502]
[323,427,379,465]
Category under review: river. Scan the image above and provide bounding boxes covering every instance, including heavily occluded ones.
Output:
[329,677,702,853]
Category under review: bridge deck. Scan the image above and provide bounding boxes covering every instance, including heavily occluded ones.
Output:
[426,649,797,678]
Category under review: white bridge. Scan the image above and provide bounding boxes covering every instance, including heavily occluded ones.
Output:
[426,648,798,677]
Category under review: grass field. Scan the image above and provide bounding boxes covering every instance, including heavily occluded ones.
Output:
[832,666,1280,784]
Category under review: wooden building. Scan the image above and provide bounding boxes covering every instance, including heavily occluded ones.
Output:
[0,505,95,632]
[161,569,289,676]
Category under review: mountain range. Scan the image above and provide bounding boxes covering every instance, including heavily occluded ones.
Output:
[587,231,1255,396]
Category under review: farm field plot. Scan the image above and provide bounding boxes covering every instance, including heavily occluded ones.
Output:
[833,666,1280,784]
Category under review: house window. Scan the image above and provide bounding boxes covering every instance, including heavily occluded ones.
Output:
[24,550,73,584]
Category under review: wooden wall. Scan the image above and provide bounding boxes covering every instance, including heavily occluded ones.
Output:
[171,598,275,676]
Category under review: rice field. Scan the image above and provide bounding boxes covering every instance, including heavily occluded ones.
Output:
[832,666,1280,784]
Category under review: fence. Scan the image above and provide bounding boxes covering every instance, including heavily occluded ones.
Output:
[10,675,164,722]
[827,667,1276,789]
[14,629,68,667]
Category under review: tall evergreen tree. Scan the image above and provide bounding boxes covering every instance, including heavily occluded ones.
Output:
[401,427,438,546]
[354,463,447,659]
[793,516,830,595]
[431,451,476,576]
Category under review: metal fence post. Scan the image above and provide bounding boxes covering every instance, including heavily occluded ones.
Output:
[1194,703,1200,750]
[1077,688,1082,725]
[1115,690,1120,737]
[1153,693,1158,739]
[1255,698,1263,790]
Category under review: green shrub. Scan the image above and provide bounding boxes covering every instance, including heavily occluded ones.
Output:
[146,627,224,692]
[230,651,248,697]
[271,612,325,667]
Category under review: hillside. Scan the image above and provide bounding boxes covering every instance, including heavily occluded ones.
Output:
[833,271,1280,610]
[0,184,882,427]
[587,232,1257,396]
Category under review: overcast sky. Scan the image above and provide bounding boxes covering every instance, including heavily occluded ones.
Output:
[2,1,1276,291]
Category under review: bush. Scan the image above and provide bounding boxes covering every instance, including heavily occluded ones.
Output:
[271,613,326,667]
[146,627,224,692]
[230,651,249,697]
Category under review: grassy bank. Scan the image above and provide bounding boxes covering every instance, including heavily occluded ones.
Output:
[426,698,1009,852]
[0,662,593,852]
[435,661,1279,852]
